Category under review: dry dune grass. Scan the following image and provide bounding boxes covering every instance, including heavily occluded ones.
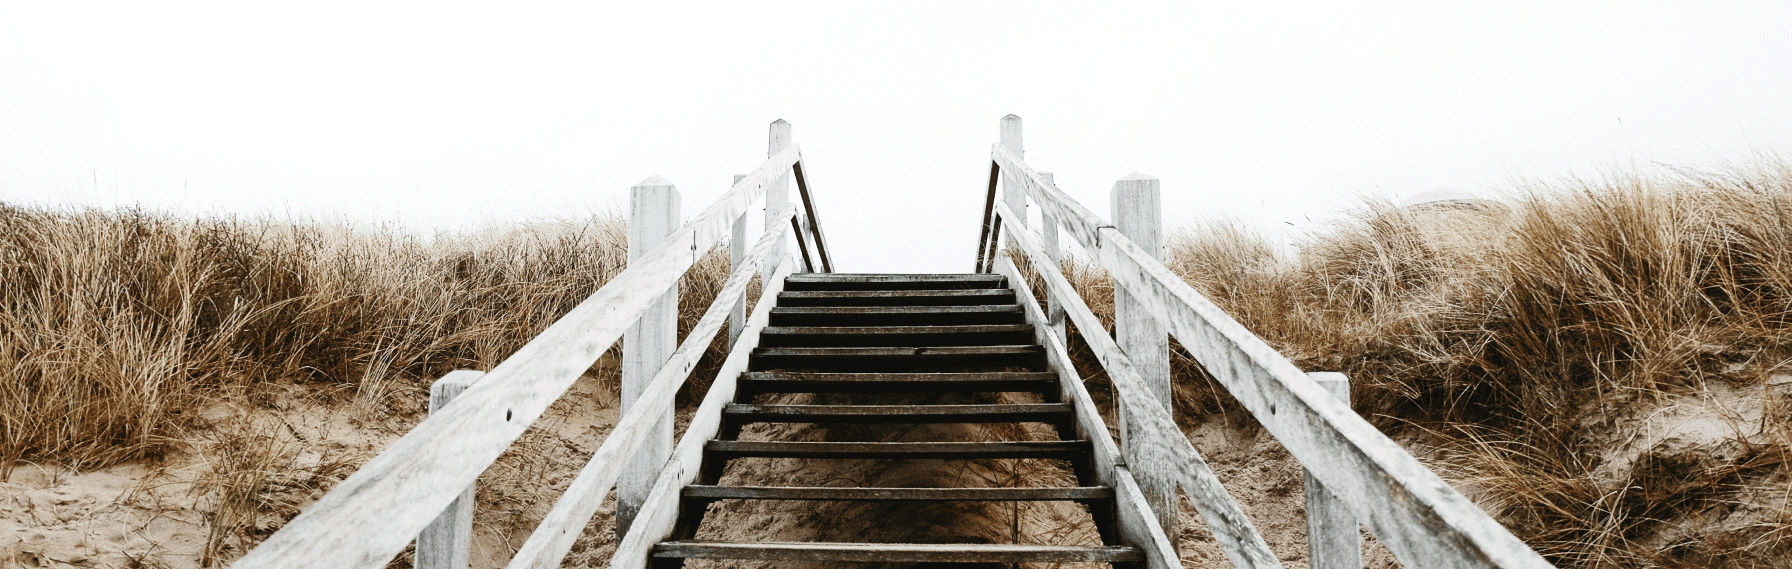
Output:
[1037,161,1792,567]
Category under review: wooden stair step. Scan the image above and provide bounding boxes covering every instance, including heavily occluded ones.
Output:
[777,289,1016,307]
[750,346,1045,372]
[783,273,1007,291]
[724,403,1071,424]
[651,541,1142,563]
[736,371,1058,395]
[759,324,1036,347]
[770,305,1024,326]
[683,485,1114,501]
[705,440,1089,459]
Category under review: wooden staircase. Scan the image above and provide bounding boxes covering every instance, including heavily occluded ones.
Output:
[649,273,1145,567]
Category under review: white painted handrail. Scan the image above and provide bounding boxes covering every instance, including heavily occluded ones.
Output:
[235,125,833,568]
[980,126,1556,568]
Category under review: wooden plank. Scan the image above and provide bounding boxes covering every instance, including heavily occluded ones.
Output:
[652,541,1142,563]
[788,216,815,272]
[769,305,1024,327]
[751,346,1043,357]
[762,120,792,282]
[723,403,1070,423]
[1088,221,1555,568]
[728,174,748,349]
[502,220,800,569]
[996,201,1281,568]
[232,144,805,569]
[1111,172,1175,539]
[790,160,834,273]
[415,370,485,569]
[990,144,1108,252]
[618,176,681,536]
[776,289,1015,306]
[999,115,1029,255]
[787,273,1005,283]
[1305,372,1362,569]
[602,258,795,569]
[1038,171,1068,345]
[736,371,1057,395]
[704,440,1089,459]
[976,159,1000,272]
[770,306,1020,315]
[682,485,1113,501]
[997,255,1183,569]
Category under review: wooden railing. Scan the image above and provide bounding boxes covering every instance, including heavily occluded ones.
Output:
[232,119,833,569]
[974,115,1556,569]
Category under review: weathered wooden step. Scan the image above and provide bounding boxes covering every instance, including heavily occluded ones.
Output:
[705,440,1089,460]
[723,403,1072,424]
[769,305,1024,326]
[652,541,1142,563]
[777,289,1016,307]
[749,346,1046,371]
[783,273,1007,292]
[759,324,1036,347]
[736,372,1058,396]
[683,485,1114,501]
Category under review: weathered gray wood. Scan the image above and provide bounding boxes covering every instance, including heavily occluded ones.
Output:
[415,370,484,569]
[990,143,1108,251]
[602,257,794,569]
[997,255,1183,569]
[996,201,1281,568]
[723,403,1070,424]
[999,115,1029,259]
[736,371,1057,395]
[501,216,797,569]
[975,160,1001,272]
[729,173,747,349]
[790,160,834,272]
[764,120,792,281]
[1088,219,1555,568]
[786,273,1004,286]
[652,541,1142,563]
[619,176,681,537]
[1306,372,1363,569]
[704,440,1088,459]
[683,485,1113,501]
[1038,171,1068,345]
[232,144,803,569]
[1112,172,1175,540]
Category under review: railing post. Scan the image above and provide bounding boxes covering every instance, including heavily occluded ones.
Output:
[618,176,681,538]
[1112,172,1174,540]
[1039,171,1066,344]
[999,115,1028,251]
[1305,372,1362,569]
[730,173,748,348]
[416,370,484,569]
[764,119,793,279]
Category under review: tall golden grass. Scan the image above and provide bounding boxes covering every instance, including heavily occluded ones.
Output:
[1048,161,1792,567]
[0,205,735,476]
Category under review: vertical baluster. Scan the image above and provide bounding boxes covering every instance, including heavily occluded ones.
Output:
[416,370,484,569]
[1306,372,1362,569]
[765,120,792,278]
[618,176,681,538]
[729,173,748,348]
[1038,171,1066,345]
[1112,172,1175,540]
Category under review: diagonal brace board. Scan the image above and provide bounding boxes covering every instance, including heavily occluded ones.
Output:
[232,145,804,569]
[505,206,799,569]
[995,201,1282,569]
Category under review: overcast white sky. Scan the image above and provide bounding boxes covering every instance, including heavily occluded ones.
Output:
[4,2,1790,272]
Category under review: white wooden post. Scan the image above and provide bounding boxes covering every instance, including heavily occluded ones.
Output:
[416,370,485,569]
[1039,171,1066,344]
[999,115,1027,252]
[764,120,792,280]
[618,176,680,538]
[1112,172,1174,540]
[1305,372,1362,569]
[729,173,748,348]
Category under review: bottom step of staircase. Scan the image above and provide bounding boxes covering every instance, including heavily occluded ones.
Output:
[652,541,1143,563]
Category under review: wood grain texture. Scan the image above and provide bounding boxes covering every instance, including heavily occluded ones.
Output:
[998,255,1183,569]
[682,485,1113,501]
[989,144,1107,250]
[1037,171,1068,344]
[231,145,803,569]
[996,201,1281,569]
[999,116,1028,250]
[791,160,834,272]
[619,176,681,536]
[729,174,748,349]
[652,541,1142,563]
[1111,172,1175,539]
[604,258,792,569]
[415,370,485,569]
[763,120,792,281]
[1305,372,1363,569]
[1088,222,1555,569]
[503,217,798,569]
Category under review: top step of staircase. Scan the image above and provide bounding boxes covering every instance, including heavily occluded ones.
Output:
[784,273,1007,291]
